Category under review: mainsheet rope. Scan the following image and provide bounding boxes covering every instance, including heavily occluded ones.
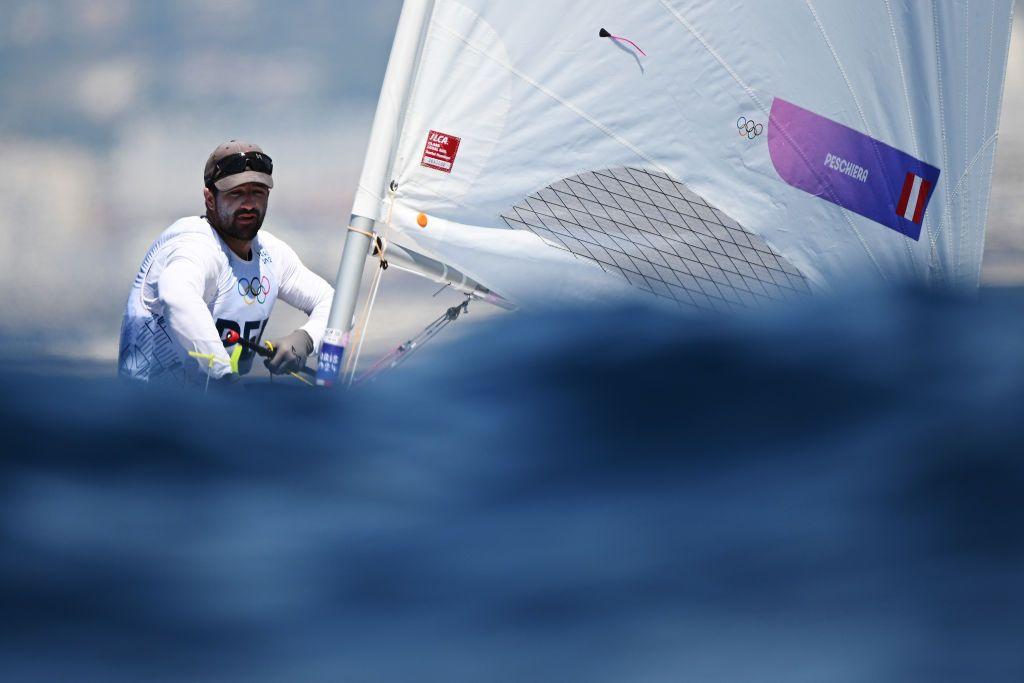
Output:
[338,184,475,387]
[341,187,396,386]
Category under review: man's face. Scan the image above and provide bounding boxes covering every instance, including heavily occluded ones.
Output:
[206,182,270,241]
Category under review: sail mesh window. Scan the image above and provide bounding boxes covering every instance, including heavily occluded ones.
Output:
[500,167,812,311]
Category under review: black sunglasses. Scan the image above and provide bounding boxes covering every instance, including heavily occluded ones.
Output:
[206,152,274,186]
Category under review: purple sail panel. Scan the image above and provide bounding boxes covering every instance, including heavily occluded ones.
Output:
[767,98,940,241]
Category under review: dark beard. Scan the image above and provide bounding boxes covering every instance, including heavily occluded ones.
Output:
[210,209,264,241]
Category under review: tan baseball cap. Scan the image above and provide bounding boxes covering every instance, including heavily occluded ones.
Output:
[204,140,274,191]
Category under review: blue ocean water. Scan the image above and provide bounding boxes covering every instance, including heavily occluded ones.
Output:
[2,287,1023,682]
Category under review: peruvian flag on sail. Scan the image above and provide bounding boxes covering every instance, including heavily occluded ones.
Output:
[896,172,933,224]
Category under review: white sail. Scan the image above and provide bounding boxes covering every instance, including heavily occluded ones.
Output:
[346,0,1015,312]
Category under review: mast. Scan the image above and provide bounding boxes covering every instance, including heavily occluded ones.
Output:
[317,0,436,386]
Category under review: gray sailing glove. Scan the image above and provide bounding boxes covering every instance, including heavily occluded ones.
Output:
[264,329,313,375]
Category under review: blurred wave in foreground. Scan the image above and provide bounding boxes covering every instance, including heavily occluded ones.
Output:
[2,287,1023,682]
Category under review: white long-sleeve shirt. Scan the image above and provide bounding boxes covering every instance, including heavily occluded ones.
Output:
[118,216,334,385]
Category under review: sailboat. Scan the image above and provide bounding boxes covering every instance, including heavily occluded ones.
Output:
[316,0,1017,386]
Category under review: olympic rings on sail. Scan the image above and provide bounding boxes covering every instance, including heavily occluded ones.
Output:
[736,116,764,139]
[237,275,271,305]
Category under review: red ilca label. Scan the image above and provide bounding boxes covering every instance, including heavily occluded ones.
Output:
[420,130,461,173]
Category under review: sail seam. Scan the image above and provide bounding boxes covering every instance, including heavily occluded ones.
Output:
[884,0,921,157]
[806,0,921,280]
[974,0,1016,286]
[804,1,872,136]
[982,2,998,142]
[958,0,970,277]
[430,20,669,175]
[884,0,938,271]
[972,0,996,281]
[946,134,994,278]
[949,132,999,201]
[659,0,887,283]
[657,1,766,113]
[930,0,954,282]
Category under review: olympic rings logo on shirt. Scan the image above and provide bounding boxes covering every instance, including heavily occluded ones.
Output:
[736,116,764,139]
[237,276,271,305]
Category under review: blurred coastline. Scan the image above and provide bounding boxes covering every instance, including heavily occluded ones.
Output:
[0,1,1020,365]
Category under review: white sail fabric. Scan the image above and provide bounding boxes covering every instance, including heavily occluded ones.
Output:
[352,0,1015,309]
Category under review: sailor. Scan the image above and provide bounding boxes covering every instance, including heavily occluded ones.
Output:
[118,140,334,387]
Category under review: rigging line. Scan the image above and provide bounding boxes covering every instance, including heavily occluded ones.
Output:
[357,320,446,384]
[658,0,888,283]
[431,19,671,176]
[355,298,470,386]
[806,0,920,280]
[345,233,390,385]
[341,267,371,380]
[343,191,397,385]
[346,256,385,387]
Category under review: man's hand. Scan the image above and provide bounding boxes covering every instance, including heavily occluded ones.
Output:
[209,372,244,393]
[264,329,313,375]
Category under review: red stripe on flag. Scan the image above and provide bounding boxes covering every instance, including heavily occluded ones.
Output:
[896,172,914,217]
[912,178,932,224]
